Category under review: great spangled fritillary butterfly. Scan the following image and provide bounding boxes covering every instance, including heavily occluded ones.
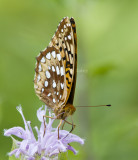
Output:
[34,17,77,123]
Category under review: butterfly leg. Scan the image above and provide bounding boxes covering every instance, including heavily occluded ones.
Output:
[43,115,46,137]
[62,118,76,139]
[43,115,57,136]
[58,119,63,139]
[62,119,76,131]
[70,116,76,133]
[64,119,76,133]
[43,115,56,119]
[62,120,66,130]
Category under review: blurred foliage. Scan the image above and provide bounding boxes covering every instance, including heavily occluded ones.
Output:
[0,0,138,159]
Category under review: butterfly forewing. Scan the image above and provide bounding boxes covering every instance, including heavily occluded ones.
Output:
[34,17,77,111]
[50,17,77,105]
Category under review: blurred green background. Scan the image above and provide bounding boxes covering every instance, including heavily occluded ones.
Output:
[0,0,138,159]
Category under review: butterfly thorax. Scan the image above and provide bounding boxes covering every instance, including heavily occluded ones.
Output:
[54,103,76,120]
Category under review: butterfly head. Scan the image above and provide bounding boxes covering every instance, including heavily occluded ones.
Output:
[55,103,76,120]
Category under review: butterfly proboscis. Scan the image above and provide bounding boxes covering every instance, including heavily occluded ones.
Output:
[34,17,111,139]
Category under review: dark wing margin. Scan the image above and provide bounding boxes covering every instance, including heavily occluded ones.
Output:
[67,17,77,105]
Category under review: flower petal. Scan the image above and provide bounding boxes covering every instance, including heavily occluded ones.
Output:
[27,121,36,142]
[37,106,46,122]
[27,157,35,160]
[8,149,18,156]
[5,105,84,159]
[16,105,29,131]
[61,132,85,145]
[28,143,38,156]
[20,139,28,151]
[67,145,78,154]
[4,127,26,139]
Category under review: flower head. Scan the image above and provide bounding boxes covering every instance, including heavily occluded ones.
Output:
[4,105,84,159]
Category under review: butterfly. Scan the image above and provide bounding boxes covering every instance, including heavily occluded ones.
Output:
[34,17,77,135]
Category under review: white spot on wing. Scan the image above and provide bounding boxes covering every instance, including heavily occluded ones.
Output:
[46,71,51,79]
[60,95,62,99]
[57,92,59,95]
[46,52,51,60]
[48,66,51,70]
[38,64,42,71]
[70,69,73,74]
[47,93,51,97]
[53,80,56,88]
[61,29,63,32]
[52,51,56,58]
[67,23,71,27]
[53,98,56,103]
[65,37,67,41]
[57,54,61,61]
[44,81,48,87]
[56,66,60,75]
[37,74,41,82]
[41,57,46,63]
[61,83,64,89]
[60,67,64,76]
[52,66,55,72]
[68,35,71,40]
[42,88,44,92]
[64,25,66,29]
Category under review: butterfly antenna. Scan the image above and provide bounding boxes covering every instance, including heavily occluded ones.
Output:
[75,104,111,107]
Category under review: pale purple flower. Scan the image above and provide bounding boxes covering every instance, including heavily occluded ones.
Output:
[4,105,84,160]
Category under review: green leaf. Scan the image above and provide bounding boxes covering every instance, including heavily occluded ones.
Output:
[9,155,18,160]
[9,137,21,160]
[58,152,68,160]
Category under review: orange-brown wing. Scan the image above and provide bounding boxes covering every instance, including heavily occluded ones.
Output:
[49,17,77,106]
[34,46,65,110]
[34,17,77,110]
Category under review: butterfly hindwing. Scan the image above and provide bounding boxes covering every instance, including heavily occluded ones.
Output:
[34,46,65,109]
